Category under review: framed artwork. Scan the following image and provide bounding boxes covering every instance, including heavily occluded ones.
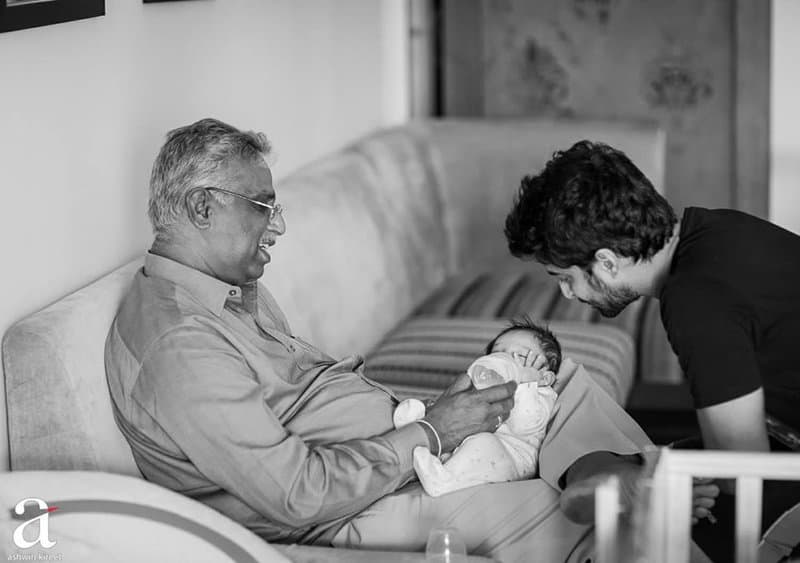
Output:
[0,0,105,33]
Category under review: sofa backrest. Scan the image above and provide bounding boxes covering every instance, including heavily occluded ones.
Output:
[3,259,143,475]
[263,126,450,358]
[419,119,666,274]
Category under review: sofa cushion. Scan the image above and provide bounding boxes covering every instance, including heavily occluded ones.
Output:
[412,260,681,386]
[2,259,142,475]
[365,317,635,405]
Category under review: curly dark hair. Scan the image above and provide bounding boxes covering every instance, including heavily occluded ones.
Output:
[485,315,562,373]
[505,140,677,269]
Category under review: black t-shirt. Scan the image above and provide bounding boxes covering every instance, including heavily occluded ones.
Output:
[660,207,800,428]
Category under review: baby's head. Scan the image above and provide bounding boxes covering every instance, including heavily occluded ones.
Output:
[485,316,562,374]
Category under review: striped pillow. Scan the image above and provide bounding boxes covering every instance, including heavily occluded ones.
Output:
[364,317,635,405]
[412,263,681,385]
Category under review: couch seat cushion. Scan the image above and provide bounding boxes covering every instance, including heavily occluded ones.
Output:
[365,317,635,405]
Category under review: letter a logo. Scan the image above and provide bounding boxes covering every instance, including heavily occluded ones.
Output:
[12,498,57,549]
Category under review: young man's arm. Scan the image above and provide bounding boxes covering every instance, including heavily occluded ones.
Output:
[696,387,770,452]
[697,388,770,495]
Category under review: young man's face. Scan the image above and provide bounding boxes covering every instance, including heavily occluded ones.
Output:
[544,263,639,318]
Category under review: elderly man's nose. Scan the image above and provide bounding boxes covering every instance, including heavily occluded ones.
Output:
[269,213,286,235]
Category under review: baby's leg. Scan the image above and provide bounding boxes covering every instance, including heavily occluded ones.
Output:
[413,433,517,497]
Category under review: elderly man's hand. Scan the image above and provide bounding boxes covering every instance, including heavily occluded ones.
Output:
[424,374,517,453]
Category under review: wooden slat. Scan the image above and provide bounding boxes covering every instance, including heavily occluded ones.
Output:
[735,476,763,563]
[595,476,620,563]
[664,450,800,480]
[664,471,693,562]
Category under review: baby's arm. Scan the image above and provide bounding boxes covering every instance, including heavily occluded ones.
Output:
[515,351,556,387]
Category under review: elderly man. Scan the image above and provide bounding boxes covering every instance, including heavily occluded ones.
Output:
[106,118,657,561]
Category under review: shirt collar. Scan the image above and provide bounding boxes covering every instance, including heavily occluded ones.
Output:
[144,252,248,316]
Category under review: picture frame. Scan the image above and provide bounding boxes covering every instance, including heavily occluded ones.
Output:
[0,0,105,33]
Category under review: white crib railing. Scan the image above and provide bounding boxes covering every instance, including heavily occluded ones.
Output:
[595,447,800,563]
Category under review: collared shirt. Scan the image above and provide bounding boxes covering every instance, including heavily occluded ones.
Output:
[105,253,428,543]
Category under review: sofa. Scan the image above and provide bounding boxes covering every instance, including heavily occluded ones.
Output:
[2,118,668,561]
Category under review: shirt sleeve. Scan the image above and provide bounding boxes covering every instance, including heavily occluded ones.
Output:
[138,326,429,529]
[661,277,762,409]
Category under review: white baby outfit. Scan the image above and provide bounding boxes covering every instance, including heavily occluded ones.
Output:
[393,352,558,497]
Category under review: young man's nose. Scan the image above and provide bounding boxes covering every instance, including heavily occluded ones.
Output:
[559,281,575,300]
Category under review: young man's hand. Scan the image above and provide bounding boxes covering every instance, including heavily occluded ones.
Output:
[691,477,720,525]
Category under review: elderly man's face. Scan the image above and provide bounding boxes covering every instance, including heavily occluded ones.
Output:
[207,159,285,285]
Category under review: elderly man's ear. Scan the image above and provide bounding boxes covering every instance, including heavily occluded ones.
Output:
[185,188,212,229]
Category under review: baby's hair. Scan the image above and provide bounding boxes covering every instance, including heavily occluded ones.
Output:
[484,315,562,373]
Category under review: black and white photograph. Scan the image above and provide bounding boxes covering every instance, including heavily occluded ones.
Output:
[0,1,798,562]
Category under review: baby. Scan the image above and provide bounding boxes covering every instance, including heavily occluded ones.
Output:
[394,317,561,497]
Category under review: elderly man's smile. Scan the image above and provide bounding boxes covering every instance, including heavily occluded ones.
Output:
[257,237,274,262]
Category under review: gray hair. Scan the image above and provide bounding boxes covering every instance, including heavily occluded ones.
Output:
[148,118,271,238]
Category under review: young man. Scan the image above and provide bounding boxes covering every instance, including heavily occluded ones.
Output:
[505,139,800,560]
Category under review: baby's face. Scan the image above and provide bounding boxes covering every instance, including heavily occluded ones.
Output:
[490,330,544,367]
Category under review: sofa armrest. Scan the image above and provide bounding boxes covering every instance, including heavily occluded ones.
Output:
[0,470,287,562]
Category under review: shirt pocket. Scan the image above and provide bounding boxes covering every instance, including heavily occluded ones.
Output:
[288,334,330,371]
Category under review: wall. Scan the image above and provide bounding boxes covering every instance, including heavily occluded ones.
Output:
[769,0,800,234]
[443,0,770,219]
[0,0,409,471]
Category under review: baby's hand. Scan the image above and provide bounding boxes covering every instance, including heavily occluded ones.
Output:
[514,352,555,387]
[691,477,720,525]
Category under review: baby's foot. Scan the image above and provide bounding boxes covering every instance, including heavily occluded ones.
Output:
[413,447,455,497]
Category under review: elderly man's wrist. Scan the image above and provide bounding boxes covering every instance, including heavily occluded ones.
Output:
[416,419,442,457]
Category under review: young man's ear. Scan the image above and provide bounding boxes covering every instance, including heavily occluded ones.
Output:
[185,188,212,229]
[593,248,619,275]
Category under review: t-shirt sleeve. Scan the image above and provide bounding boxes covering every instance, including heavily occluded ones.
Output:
[661,277,762,409]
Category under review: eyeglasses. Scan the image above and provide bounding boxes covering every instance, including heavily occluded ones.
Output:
[203,186,284,223]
